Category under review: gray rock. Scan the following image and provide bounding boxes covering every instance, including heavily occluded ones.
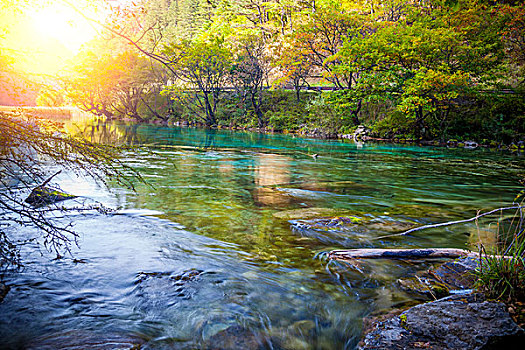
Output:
[359,293,524,350]
[353,125,370,141]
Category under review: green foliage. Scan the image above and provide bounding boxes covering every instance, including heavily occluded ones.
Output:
[162,31,233,125]
[335,0,510,140]
[371,111,416,139]
[265,90,312,131]
[476,251,525,301]
[50,0,525,142]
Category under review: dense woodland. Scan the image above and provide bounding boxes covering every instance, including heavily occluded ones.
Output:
[3,0,525,143]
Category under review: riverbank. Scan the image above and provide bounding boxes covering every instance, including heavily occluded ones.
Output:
[3,105,523,151]
[356,257,525,349]
[171,120,525,153]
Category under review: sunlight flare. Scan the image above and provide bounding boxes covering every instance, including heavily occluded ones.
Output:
[29,4,98,53]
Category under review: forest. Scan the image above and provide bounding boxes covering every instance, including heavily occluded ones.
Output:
[2,0,525,143]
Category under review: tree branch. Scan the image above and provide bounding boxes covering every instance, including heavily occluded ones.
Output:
[374,206,524,240]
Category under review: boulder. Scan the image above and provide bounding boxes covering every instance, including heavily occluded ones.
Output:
[25,186,77,208]
[353,125,370,141]
[359,293,524,350]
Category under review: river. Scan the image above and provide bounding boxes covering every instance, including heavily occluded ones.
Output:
[0,120,523,349]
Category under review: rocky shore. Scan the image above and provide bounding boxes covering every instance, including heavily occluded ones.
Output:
[359,293,524,350]
[359,258,525,350]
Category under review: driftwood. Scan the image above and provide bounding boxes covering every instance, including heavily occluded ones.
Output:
[374,205,524,240]
[328,248,480,261]
[327,248,516,261]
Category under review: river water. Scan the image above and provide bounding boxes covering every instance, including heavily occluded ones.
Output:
[0,121,523,349]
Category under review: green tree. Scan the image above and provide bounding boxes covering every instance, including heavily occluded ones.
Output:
[163,31,233,125]
[338,0,506,139]
[230,33,271,127]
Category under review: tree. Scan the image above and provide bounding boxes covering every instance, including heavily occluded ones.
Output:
[0,110,139,268]
[63,50,120,118]
[288,2,372,126]
[292,2,365,90]
[110,51,170,121]
[230,33,271,127]
[273,33,312,102]
[336,0,506,139]
[62,48,170,121]
[162,31,233,125]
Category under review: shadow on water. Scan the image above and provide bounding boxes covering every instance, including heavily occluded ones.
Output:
[1,120,524,349]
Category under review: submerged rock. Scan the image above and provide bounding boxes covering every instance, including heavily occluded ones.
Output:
[359,293,524,350]
[25,186,77,208]
[397,277,450,300]
[204,325,261,350]
[289,215,416,245]
[397,258,478,300]
[273,208,344,220]
[291,215,415,233]
[430,257,478,289]
[133,269,204,310]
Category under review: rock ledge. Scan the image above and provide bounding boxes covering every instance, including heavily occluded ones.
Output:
[359,293,524,350]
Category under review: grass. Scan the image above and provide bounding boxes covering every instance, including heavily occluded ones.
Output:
[474,203,525,302]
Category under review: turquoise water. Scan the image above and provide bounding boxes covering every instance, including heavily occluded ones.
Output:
[0,122,523,349]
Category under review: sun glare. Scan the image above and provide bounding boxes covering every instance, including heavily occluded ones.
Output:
[2,1,104,75]
[30,4,98,53]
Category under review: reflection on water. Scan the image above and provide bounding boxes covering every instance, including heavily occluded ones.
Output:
[254,153,292,207]
[1,120,524,349]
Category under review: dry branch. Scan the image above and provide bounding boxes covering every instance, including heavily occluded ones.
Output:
[374,206,524,240]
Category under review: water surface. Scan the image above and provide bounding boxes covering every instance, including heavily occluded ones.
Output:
[1,122,523,349]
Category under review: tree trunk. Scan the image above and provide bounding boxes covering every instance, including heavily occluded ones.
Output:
[351,99,362,125]
[251,90,264,128]
[203,92,216,126]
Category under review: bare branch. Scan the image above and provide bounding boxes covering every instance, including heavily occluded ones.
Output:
[374,206,525,240]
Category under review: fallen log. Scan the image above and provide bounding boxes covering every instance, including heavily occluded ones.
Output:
[328,248,480,261]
